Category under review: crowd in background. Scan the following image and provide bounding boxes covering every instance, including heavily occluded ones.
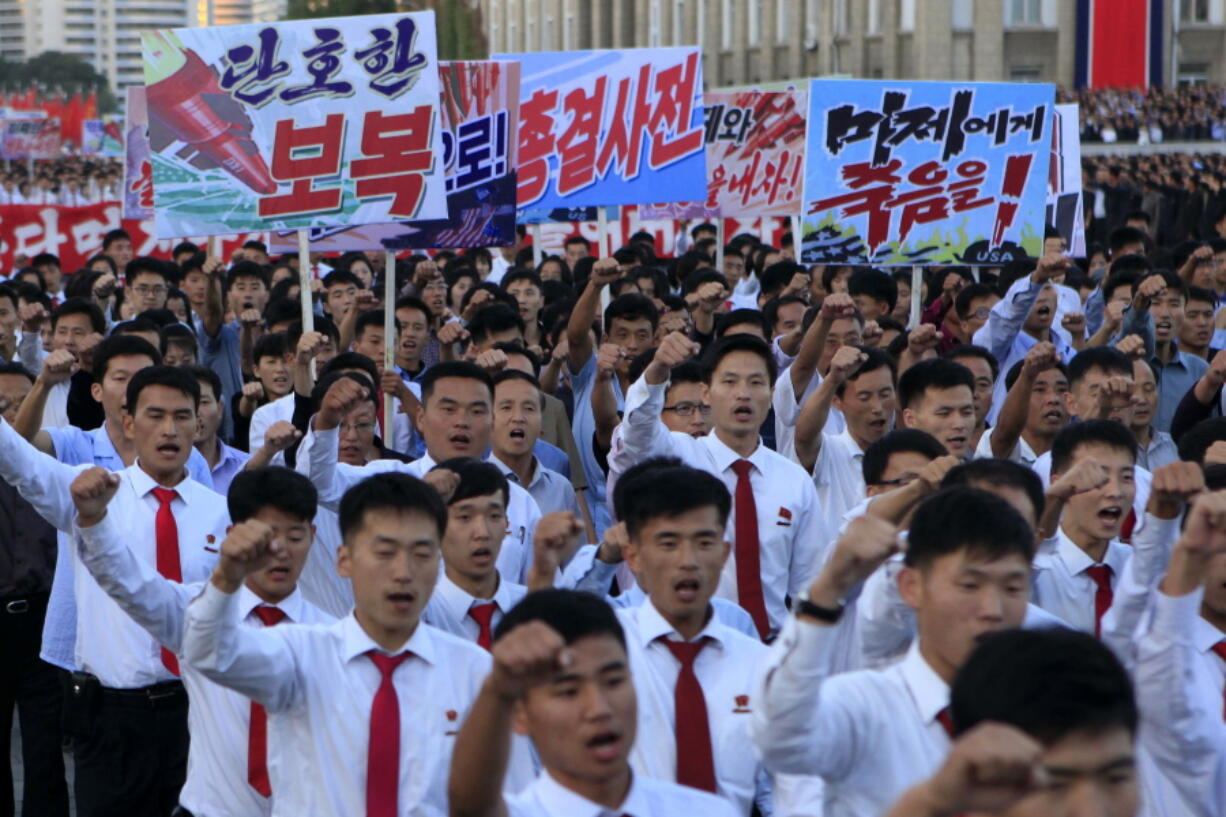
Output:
[1063,83,1226,143]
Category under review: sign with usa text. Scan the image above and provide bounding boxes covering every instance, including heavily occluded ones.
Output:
[141,13,446,238]
[267,60,520,252]
[492,47,706,210]
[801,80,1054,266]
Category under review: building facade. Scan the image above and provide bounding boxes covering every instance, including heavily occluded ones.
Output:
[480,0,1226,89]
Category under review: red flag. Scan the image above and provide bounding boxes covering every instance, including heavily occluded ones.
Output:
[66,91,84,145]
[85,89,98,120]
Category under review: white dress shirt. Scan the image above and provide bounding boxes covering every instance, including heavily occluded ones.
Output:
[507,769,739,817]
[38,379,70,429]
[248,393,295,458]
[1032,526,1133,634]
[422,571,527,645]
[302,427,543,583]
[751,618,951,817]
[1135,588,1226,817]
[618,601,771,816]
[771,366,838,463]
[491,453,581,518]
[972,427,1037,467]
[616,376,831,637]
[183,582,531,816]
[75,510,334,817]
[298,505,354,619]
[811,428,867,529]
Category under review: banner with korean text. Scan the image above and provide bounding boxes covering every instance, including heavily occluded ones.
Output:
[124,86,154,220]
[800,80,1054,266]
[1,115,61,160]
[266,59,520,253]
[1047,103,1085,257]
[492,47,706,209]
[141,12,447,238]
[640,89,807,220]
[82,116,124,157]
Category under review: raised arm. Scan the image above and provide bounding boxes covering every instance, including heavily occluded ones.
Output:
[989,342,1057,459]
[303,376,375,510]
[566,258,621,373]
[12,348,76,452]
[590,344,623,451]
[790,293,854,396]
[0,415,83,531]
[618,331,699,466]
[199,254,226,339]
[972,253,1068,363]
[71,468,197,652]
[794,346,866,473]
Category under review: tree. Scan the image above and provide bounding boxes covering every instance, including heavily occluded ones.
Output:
[0,52,118,113]
[284,0,488,60]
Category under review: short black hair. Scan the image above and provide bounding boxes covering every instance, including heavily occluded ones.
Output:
[320,352,378,388]
[1066,346,1132,388]
[492,342,541,378]
[1186,285,1217,307]
[762,296,805,335]
[125,364,201,412]
[1050,419,1137,476]
[897,358,975,410]
[187,364,223,402]
[228,466,318,523]
[906,486,1036,570]
[125,256,172,285]
[945,344,1000,382]
[394,294,433,325]
[1101,269,1140,303]
[468,303,526,346]
[1177,417,1226,464]
[226,261,270,291]
[252,332,289,363]
[102,228,131,250]
[618,462,731,540]
[669,360,704,386]
[1109,226,1148,256]
[433,457,510,506]
[0,283,17,311]
[419,360,493,405]
[700,333,777,385]
[603,292,659,333]
[951,627,1137,742]
[492,368,545,409]
[172,241,199,259]
[351,310,386,342]
[262,297,301,329]
[848,269,898,312]
[835,345,897,398]
[861,429,946,486]
[500,269,543,294]
[1108,253,1152,278]
[113,317,163,338]
[759,261,805,299]
[310,371,376,413]
[50,297,106,334]
[0,361,35,384]
[337,472,448,544]
[92,334,161,382]
[493,588,626,648]
[954,283,996,319]
[941,458,1045,523]
[1003,356,1068,391]
[716,307,769,338]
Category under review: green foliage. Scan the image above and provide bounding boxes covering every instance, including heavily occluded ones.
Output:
[0,52,118,113]
[284,0,488,60]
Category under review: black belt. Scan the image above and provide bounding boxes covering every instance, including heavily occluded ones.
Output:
[98,679,187,709]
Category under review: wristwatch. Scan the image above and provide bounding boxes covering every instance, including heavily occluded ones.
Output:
[795,591,846,623]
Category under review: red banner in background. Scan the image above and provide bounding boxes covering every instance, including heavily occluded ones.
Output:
[532,209,790,257]
[0,203,262,275]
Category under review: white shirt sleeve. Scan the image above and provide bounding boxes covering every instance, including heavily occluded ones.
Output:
[299,425,345,511]
[75,509,197,653]
[786,480,831,599]
[182,581,305,713]
[619,375,678,466]
[856,557,914,666]
[0,417,84,531]
[1101,514,1179,668]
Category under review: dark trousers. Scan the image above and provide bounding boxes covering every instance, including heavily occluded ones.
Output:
[70,678,189,817]
[0,593,69,817]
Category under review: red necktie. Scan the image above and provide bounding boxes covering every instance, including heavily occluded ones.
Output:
[151,487,182,675]
[662,638,717,793]
[367,651,411,817]
[1086,564,1114,638]
[730,460,768,640]
[935,706,955,738]
[248,606,287,797]
[469,602,497,651]
[1212,642,1226,721]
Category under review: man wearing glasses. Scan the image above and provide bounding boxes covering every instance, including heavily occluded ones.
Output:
[658,361,712,439]
[123,258,173,315]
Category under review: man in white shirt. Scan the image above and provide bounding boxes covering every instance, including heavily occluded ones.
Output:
[979,341,1068,467]
[0,365,230,816]
[614,331,828,641]
[19,298,107,430]
[897,358,978,460]
[490,369,582,519]
[615,462,773,815]
[69,466,333,817]
[1034,420,1139,635]
[795,345,897,525]
[304,364,544,583]
[183,470,515,816]
[885,627,1142,817]
[751,487,1035,817]
[447,588,740,817]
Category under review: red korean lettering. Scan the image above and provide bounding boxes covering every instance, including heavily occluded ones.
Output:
[810,159,904,251]
[647,51,703,168]
[889,185,950,243]
[597,66,653,181]
[517,88,559,205]
[948,160,993,213]
[992,153,1033,245]
[727,152,761,208]
[352,106,434,219]
[259,114,345,218]
[556,78,607,196]
[906,160,948,187]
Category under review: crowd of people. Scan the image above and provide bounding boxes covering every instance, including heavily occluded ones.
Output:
[0,188,1223,817]
[0,158,121,206]
[1063,84,1226,143]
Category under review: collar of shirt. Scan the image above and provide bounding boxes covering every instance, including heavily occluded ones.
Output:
[1192,613,1226,654]
[1052,526,1129,577]
[338,611,438,666]
[434,570,519,618]
[239,584,308,624]
[898,640,950,728]
[529,769,650,817]
[1153,345,1193,371]
[212,441,249,475]
[701,430,767,475]
[491,453,546,491]
[1146,429,1173,455]
[128,460,198,506]
[834,427,866,458]
[88,424,124,467]
[635,597,728,652]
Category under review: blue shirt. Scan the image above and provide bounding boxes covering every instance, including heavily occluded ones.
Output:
[199,319,242,443]
[1152,349,1209,433]
[40,425,213,671]
[568,355,622,537]
[534,438,570,479]
[207,440,251,497]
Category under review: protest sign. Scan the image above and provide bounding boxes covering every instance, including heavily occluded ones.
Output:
[640,89,807,220]
[266,59,520,253]
[1047,103,1085,257]
[800,79,1054,266]
[1,115,61,160]
[141,12,447,238]
[492,47,705,210]
[83,116,124,157]
[123,86,154,221]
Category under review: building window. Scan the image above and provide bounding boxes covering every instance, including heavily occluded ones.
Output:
[899,0,915,31]
[1181,0,1211,22]
[721,0,732,49]
[562,0,575,49]
[776,0,789,40]
[672,0,686,45]
[748,0,761,45]
[1179,62,1210,84]
[1006,0,1041,26]
[835,0,848,35]
[868,0,879,33]
[649,0,661,46]
[952,0,972,29]
[1009,65,1042,82]
[524,0,536,51]
[508,0,519,51]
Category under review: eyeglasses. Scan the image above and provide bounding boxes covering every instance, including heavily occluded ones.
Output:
[339,421,376,435]
[968,308,991,319]
[662,403,712,417]
[132,285,167,297]
[872,474,919,488]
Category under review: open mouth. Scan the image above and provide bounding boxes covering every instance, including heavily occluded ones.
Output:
[509,428,526,440]
[1036,306,1051,318]
[585,730,622,761]
[674,578,700,603]
[156,443,180,457]
[266,566,290,578]
[732,406,754,421]
[1097,506,1124,525]
[471,547,493,565]
[1155,321,1172,334]
[1042,409,1064,423]
[945,436,966,448]
[449,434,472,448]
[386,591,415,610]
